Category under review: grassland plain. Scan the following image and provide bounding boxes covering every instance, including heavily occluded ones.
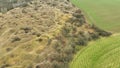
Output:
[70,34,120,68]
[71,0,120,32]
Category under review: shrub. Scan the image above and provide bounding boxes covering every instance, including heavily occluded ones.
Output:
[46,38,52,46]
[21,61,33,68]
[51,61,60,68]
[91,24,112,37]
[11,36,21,42]
[63,45,74,55]
[34,6,38,10]
[6,48,12,52]
[32,32,41,37]
[0,64,11,68]
[36,49,42,54]
[51,40,59,49]
[98,31,112,37]
[35,61,52,68]
[20,26,32,33]
[22,9,27,13]
[73,35,88,46]
[75,9,81,14]
[61,26,70,37]
[73,13,83,18]
[76,38,87,45]
[36,38,43,42]
[90,32,100,40]
[51,61,66,68]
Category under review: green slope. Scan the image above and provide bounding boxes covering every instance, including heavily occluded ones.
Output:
[71,0,120,32]
[70,34,120,68]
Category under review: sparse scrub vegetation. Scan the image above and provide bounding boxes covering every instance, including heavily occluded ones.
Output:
[0,0,112,68]
[11,36,21,42]
[91,24,112,37]
[0,64,11,68]
[20,26,32,33]
[6,47,12,52]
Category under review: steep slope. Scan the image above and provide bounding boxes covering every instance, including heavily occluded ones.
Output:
[0,0,111,68]
[70,34,120,68]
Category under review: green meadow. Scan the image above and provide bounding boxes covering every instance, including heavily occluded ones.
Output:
[71,0,120,32]
[70,0,120,68]
[70,35,120,68]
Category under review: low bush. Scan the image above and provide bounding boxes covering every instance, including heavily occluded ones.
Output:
[90,32,100,40]
[20,26,32,33]
[35,61,52,68]
[11,36,21,42]
[0,64,11,68]
[6,48,12,52]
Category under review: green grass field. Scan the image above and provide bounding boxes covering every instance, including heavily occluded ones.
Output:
[70,35,120,68]
[71,0,120,32]
[70,0,120,68]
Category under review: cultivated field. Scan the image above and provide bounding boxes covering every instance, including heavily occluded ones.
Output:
[70,0,120,68]
[70,35,120,68]
[71,0,120,32]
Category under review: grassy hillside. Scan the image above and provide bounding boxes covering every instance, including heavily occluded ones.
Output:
[71,0,120,32]
[70,34,120,68]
